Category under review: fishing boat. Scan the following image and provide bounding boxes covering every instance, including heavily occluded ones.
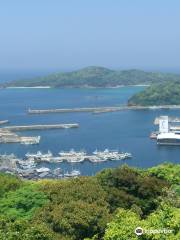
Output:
[64,170,81,178]
[25,150,53,158]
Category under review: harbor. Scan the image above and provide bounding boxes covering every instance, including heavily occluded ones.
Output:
[0,149,132,179]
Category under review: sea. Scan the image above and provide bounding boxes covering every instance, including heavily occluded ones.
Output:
[0,86,180,176]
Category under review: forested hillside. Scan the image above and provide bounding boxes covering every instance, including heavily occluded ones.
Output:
[3,66,180,88]
[0,163,179,240]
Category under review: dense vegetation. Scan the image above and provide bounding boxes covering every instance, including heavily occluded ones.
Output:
[128,81,180,106]
[3,66,180,88]
[0,163,179,240]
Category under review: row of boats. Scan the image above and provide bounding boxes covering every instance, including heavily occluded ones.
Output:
[24,149,132,163]
[1,149,132,179]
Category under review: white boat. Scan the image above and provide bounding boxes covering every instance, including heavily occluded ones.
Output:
[17,159,37,169]
[59,149,86,157]
[25,150,52,158]
[64,170,81,178]
[89,156,107,163]
[66,156,85,163]
[36,167,50,173]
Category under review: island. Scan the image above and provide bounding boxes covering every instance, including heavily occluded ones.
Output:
[3,66,180,88]
[128,81,180,106]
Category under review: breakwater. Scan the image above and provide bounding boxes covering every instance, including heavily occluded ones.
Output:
[2,123,79,131]
[28,105,180,114]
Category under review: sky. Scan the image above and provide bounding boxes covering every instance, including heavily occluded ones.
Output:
[0,0,180,72]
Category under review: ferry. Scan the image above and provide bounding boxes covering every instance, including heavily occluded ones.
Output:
[157,132,180,145]
[156,116,180,145]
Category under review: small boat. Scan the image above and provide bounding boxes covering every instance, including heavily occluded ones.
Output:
[25,150,52,158]
[36,167,50,173]
[64,170,81,178]
[59,149,86,157]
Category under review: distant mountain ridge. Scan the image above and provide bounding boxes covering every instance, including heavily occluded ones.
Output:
[3,66,180,88]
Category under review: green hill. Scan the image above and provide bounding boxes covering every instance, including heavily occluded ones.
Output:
[0,163,179,240]
[128,81,180,106]
[3,66,180,88]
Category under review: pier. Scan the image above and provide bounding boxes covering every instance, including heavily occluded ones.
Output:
[28,105,180,114]
[2,123,79,131]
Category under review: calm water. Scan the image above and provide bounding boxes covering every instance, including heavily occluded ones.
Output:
[0,87,180,175]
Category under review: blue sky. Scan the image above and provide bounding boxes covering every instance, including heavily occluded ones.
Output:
[0,0,180,72]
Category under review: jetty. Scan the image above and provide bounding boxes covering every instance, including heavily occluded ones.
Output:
[2,123,79,131]
[28,105,180,114]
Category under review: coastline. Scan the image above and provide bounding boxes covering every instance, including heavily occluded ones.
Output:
[4,84,148,89]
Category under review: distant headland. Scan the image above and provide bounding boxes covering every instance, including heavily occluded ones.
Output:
[2,66,180,88]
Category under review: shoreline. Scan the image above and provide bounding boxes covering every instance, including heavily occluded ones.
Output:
[4,85,148,89]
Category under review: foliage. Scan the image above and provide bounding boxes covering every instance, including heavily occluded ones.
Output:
[104,203,180,240]
[0,163,179,240]
[35,177,110,240]
[0,173,22,198]
[4,66,180,88]
[0,217,56,240]
[0,184,49,220]
[128,81,180,106]
[96,165,169,215]
[148,163,180,185]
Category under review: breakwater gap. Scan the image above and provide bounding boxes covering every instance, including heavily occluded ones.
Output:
[28,105,180,115]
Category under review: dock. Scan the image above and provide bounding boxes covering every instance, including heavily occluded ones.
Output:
[28,105,180,114]
[2,123,79,131]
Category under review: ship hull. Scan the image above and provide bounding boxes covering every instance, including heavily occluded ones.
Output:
[157,139,180,145]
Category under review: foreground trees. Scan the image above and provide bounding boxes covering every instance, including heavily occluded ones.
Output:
[0,163,179,240]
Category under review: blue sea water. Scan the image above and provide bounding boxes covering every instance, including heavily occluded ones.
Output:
[0,87,179,175]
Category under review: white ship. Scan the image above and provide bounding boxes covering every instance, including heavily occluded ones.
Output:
[157,116,180,145]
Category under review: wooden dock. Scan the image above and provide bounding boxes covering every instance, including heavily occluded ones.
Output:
[2,123,79,131]
[28,105,180,114]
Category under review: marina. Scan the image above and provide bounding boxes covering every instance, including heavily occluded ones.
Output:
[0,149,132,179]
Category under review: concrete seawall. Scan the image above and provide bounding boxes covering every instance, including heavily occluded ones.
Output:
[2,124,79,131]
[28,105,180,114]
